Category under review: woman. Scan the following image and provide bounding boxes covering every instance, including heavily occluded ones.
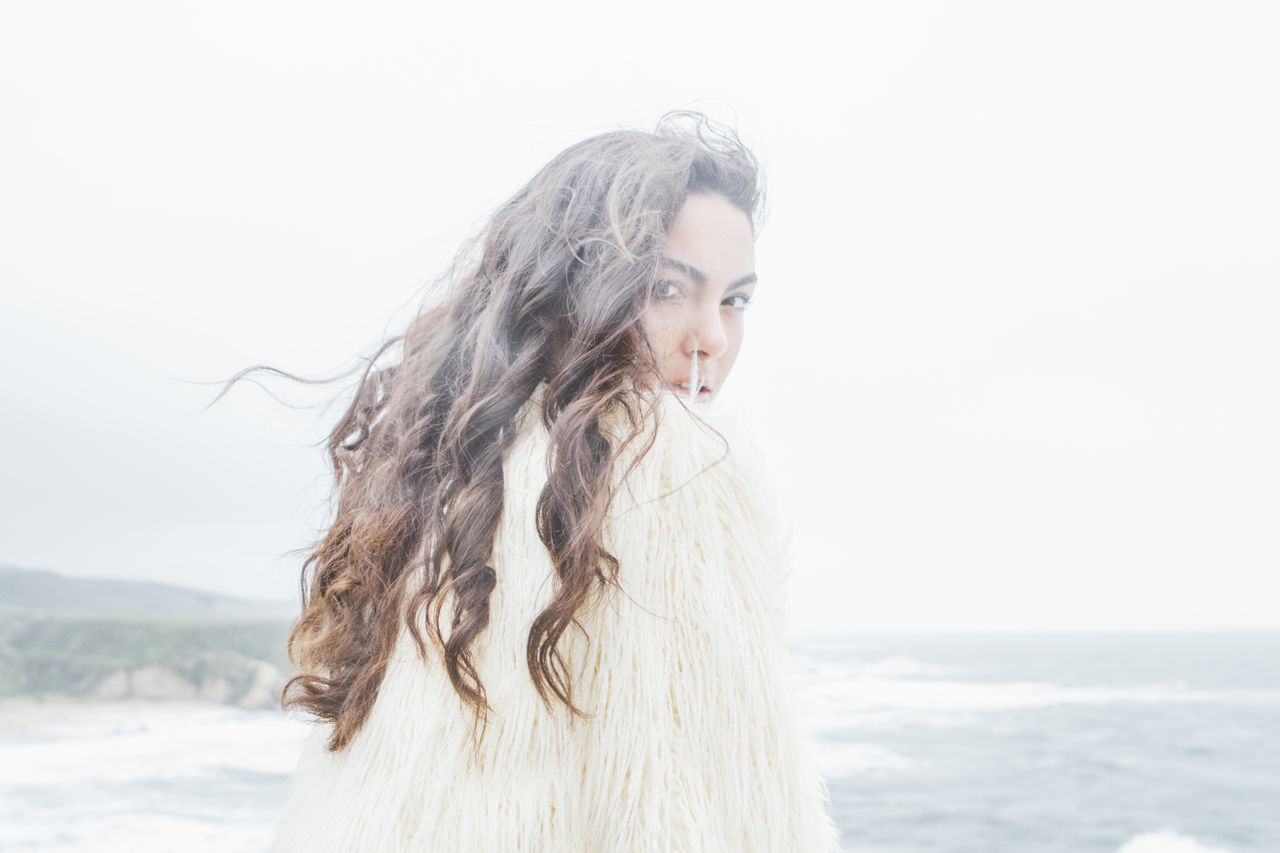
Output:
[268,112,838,851]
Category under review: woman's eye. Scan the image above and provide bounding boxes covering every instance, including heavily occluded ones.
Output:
[653,280,683,300]
[723,293,754,310]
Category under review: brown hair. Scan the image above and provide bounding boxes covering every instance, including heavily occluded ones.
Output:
[219,112,762,751]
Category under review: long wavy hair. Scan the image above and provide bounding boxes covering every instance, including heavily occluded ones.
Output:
[223,112,761,751]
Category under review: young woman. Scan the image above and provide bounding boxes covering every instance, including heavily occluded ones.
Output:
[268,113,838,851]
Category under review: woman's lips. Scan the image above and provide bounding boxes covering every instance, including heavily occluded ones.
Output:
[669,383,711,401]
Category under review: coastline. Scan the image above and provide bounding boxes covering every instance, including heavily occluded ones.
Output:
[0,695,287,738]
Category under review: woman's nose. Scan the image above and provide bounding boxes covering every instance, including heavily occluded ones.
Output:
[682,303,728,360]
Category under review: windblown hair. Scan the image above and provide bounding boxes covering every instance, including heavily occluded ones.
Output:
[227,112,761,751]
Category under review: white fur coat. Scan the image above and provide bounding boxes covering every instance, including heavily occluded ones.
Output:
[272,390,838,852]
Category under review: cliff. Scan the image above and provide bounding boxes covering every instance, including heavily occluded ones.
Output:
[0,566,297,710]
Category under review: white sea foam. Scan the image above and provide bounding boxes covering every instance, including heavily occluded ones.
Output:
[813,741,917,778]
[789,653,958,685]
[804,676,1280,714]
[1116,829,1232,853]
[0,703,312,853]
[854,655,955,679]
[0,705,309,787]
[2,812,277,853]
[796,672,1280,735]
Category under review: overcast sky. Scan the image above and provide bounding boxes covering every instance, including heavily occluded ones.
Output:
[2,1,1276,634]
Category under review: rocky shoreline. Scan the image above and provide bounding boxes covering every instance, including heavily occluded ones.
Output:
[85,651,288,710]
[1,613,294,712]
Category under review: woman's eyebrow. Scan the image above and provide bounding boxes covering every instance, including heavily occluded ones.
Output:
[659,256,757,290]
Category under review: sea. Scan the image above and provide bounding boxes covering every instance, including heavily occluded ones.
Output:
[1,631,1276,852]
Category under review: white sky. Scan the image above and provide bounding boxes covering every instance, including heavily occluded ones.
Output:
[2,1,1276,634]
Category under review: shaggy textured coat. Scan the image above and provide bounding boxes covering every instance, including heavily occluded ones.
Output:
[272,390,838,852]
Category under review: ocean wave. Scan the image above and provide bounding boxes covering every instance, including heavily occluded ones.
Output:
[790,653,959,683]
[1116,829,1232,853]
[812,741,916,779]
[0,811,276,853]
[797,676,1280,733]
[0,705,309,787]
[856,655,956,679]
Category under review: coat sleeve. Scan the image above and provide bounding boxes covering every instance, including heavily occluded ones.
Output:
[571,395,841,852]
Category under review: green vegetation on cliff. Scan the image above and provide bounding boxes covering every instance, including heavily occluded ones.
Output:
[0,615,293,696]
[0,566,298,702]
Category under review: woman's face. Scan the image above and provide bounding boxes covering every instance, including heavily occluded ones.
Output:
[641,192,757,403]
